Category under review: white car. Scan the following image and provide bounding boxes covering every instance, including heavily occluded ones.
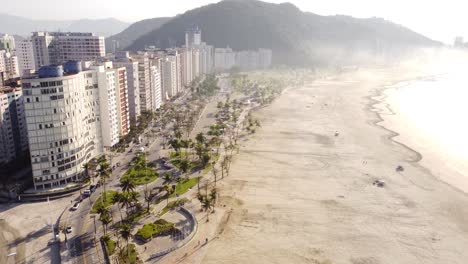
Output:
[66,226,72,233]
[71,202,80,211]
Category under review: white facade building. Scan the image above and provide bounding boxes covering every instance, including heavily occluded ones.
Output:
[31,32,105,68]
[161,58,177,99]
[0,87,28,164]
[22,66,103,189]
[15,39,36,76]
[114,60,140,124]
[150,65,162,109]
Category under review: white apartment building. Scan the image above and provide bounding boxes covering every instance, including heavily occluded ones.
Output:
[15,39,36,76]
[114,60,140,124]
[31,32,105,68]
[22,65,103,189]
[0,50,20,79]
[191,49,200,79]
[185,27,202,48]
[114,67,130,137]
[0,87,28,164]
[134,53,152,113]
[0,34,16,52]
[161,58,177,99]
[150,65,162,109]
[181,48,193,87]
[95,64,120,148]
[214,47,236,71]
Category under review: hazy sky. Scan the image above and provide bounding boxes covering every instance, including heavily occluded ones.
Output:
[2,0,466,43]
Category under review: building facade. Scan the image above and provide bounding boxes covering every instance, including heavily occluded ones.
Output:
[31,32,105,68]
[15,39,36,76]
[114,60,140,125]
[22,65,103,189]
[0,87,28,164]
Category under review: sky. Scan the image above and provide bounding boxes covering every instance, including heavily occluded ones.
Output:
[2,0,467,44]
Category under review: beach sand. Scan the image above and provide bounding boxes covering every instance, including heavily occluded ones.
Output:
[199,67,468,264]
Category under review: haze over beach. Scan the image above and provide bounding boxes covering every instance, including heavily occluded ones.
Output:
[1,1,468,264]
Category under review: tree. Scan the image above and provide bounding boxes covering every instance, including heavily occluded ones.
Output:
[112,192,125,222]
[210,188,218,206]
[201,153,211,168]
[119,223,132,256]
[201,196,213,222]
[82,163,90,180]
[99,160,111,203]
[163,172,173,183]
[127,191,140,214]
[120,178,135,194]
[97,206,112,235]
[164,184,174,205]
[143,184,158,212]
[179,160,190,176]
[195,132,206,144]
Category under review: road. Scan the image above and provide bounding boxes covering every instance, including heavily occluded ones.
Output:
[65,76,234,264]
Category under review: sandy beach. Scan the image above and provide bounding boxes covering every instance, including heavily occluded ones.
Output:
[199,67,468,264]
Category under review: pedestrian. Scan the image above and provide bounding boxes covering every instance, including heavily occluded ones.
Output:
[205,238,208,244]
[145,246,147,251]
[198,240,200,246]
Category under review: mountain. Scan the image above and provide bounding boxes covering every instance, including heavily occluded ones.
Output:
[105,17,172,51]
[128,0,441,66]
[0,13,130,37]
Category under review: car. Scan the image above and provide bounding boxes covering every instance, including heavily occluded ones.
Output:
[71,202,80,210]
[90,184,97,192]
[66,226,72,233]
[83,189,91,196]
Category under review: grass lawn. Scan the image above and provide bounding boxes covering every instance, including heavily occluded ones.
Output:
[118,244,141,264]
[120,153,159,185]
[171,177,200,197]
[91,190,118,213]
[136,219,175,241]
[155,177,200,205]
[159,198,189,216]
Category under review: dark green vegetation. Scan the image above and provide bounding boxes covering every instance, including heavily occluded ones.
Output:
[118,244,141,264]
[128,0,440,66]
[102,235,116,255]
[121,154,159,185]
[92,190,118,213]
[105,17,172,51]
[136,219,176,241]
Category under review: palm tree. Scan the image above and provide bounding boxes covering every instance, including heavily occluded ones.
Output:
[143,184,157,212]
[97,207,112,235]
[179,159,190,176]
[163,172,173,183]
[127,191,140,214]
[82,163,90,180]
[99,160,111,203]
[112,192,125,222]
[120,178,135,194]
[164,184,174,205]
[202,197,213,222]
[119,223,132,256]
[195,132,206,144]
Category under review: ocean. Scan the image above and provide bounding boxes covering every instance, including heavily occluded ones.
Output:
[381,69,468,192]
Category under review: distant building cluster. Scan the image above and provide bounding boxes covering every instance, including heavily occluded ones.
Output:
[0,27,273,190]
[214,47,272,71]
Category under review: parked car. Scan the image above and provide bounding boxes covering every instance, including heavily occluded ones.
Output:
[83,189,91,196]
[66,226,72,233]
[90,184,97,192]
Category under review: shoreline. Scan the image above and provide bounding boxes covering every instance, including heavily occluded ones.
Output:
[367,76,468,196]
[198,66,468,264]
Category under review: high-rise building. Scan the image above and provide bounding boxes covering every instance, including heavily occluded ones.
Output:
[22,61,130,189]
[15,39,36,76]
[31,32,105,68]
[114,59,141,125]
[95,63,121,148]
[0,87,28,164]
[150,65,162,109]
[185,27,202,48]
[0,34,16,52]
[134,53,152,113]
[0,50,20,79]
[22,64,103,189]
[161,58,177,99]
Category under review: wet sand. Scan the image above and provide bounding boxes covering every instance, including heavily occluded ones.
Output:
[201,67,468,264]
